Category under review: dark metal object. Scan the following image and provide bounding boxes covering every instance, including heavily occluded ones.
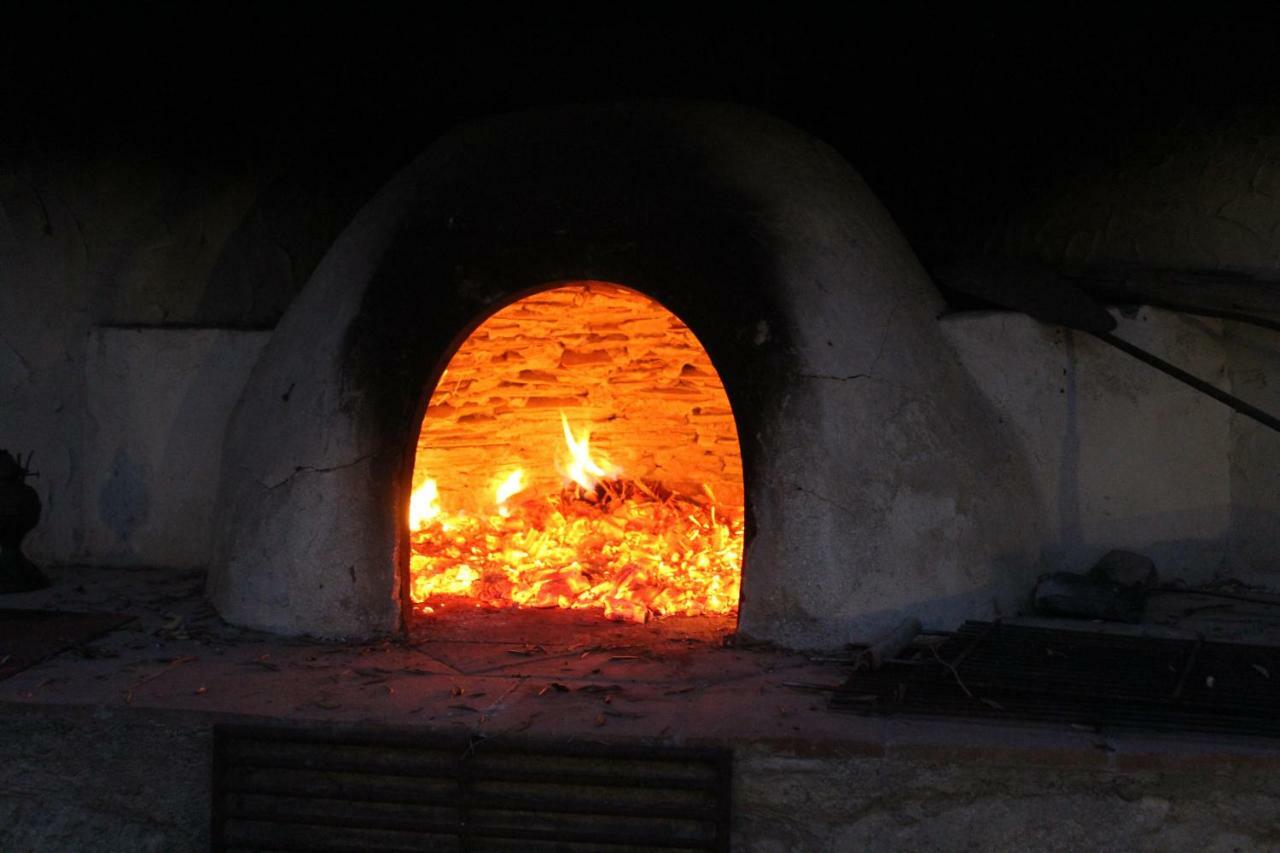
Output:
[832,621,1280,739]
[1066,267,1280,320]
[1109,298,1280,335]
[1149,587,1280,607]
[938,265,1280,435]
[939,263,1118,335]
[212,724,732,852]
[1171,636,1204,701]
[0,450,47,593]
[945,619,996,671]
[1094,331,1280,433]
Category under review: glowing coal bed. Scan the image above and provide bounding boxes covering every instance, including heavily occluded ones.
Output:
[409,282,744,625]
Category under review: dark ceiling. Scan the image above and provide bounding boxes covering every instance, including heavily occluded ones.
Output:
[5,7,1279,273]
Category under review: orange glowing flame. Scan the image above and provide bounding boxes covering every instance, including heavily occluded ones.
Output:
[493,469,526,516]
[408,479,440,529]
[557,413,618,490]
[408,282,743,625]
[408,415,742,623]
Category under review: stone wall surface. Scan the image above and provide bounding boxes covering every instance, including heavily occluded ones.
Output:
[736,130,1046,643]
[417,282,743,511]
[0,705,211,853]
[1,703,1277,853]
[0,153,341,566]
[733,746,1280,852]
[83,327,270,567]
[1224,319,1280,582]
[940,307,1235,583]
[1,163,97,563]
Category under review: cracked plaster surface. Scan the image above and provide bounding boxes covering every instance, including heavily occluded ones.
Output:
[260,453,377,491]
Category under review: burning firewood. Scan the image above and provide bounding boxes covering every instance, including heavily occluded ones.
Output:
[408,284,744,625]
[410,475,741,623]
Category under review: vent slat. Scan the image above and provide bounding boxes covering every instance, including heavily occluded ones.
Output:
[223,754,718,791]
[226,811,712,850]
[212,725,732,853]
[223,783,719,821]
[225,766,462,803]
[224,818,461,853]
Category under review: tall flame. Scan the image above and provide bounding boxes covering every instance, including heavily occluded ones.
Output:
[493,469,526,515]
[408,478,440,530]
[558,412,617,490]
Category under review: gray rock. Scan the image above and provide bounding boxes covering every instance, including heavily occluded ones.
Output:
[1089,549,1158,590]
[1033,572,1146,622]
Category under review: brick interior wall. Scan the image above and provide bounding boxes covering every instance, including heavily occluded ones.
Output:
[415,282,743,514]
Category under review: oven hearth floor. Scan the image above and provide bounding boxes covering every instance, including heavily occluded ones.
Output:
[4,565,1280,758]
[7,567,1280,851]
[0,565,845,743]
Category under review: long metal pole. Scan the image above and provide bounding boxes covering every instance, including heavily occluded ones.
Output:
[1093,331,1280,434]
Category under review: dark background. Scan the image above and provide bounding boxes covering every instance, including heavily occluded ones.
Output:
[6,5,1279,274]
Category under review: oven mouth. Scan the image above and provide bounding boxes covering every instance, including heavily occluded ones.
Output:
[405,281,746,634]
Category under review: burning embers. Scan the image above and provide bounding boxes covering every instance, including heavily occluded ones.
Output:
[408,283,744,624]
[408,413,741,622]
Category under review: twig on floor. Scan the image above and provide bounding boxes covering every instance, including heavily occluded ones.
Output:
[123,655,197,704]
[926,644,973,699]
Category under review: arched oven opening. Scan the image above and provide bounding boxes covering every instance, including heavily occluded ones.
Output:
[207,101,1040,649]
[406,281,745,633]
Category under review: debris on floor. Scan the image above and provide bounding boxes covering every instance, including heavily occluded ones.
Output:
[1031,548,1161,622]
[1089,549,1158,590]
[1033,571,1146,622]
[832,620,1280,738]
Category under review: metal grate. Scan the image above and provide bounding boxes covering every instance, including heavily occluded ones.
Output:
[832,621,1280,738]
[211,724,732,852]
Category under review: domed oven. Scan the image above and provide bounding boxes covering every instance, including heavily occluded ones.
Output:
[206,102,1039,648]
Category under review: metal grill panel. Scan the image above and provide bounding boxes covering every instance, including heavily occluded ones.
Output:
[832,621,1280,738]
[212,725,731,852]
